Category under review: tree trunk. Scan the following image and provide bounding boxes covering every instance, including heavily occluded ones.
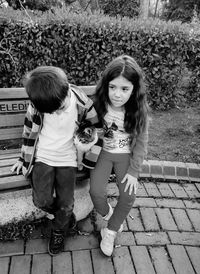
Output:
[78,0,99,11]
[90,0,99,11]
[140,0,150,18]
[154,0,159,17]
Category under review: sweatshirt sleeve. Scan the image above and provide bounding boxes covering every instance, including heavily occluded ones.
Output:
[127,120,149,178]
[19,103,34,162]
[70,84,99,126]
[82,94,99,126]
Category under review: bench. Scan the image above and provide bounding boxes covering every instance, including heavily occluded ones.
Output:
[0,86,96,192]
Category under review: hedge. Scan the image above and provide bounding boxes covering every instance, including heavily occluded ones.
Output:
[0,7,199,109]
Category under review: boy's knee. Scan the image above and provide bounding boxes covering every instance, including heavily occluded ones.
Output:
[33,196,53,211]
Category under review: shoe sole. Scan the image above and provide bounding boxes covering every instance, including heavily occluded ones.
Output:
[100,242,113,257]
[48,237,64,256]
[48,243,64,256]
[48,246,60,256]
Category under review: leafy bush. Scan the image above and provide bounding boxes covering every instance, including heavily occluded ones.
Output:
[0,7,199,109]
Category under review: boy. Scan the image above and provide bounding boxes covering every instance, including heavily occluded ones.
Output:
[11,66,98,255]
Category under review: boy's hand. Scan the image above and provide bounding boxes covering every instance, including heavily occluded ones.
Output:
[10,161,23,175]
[76,150,84,171]
[77,163,83,171]
[121,174,138,195]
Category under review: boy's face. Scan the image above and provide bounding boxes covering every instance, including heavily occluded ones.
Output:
[55,91,71,115]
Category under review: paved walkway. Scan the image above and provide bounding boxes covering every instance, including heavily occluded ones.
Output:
[0,178,200,274]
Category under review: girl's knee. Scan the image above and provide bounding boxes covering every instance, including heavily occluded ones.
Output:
[90,184,102,197]
[89,187,107,205]
[120,191,136,205]
[89,187,100,200]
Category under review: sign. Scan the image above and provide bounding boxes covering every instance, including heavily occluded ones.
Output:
[0,100,29,113]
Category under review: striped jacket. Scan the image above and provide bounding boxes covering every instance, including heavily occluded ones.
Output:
[19,84,98,178]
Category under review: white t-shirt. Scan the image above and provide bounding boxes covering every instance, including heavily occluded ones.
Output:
[103,105,131,153]
[36,91,78,166]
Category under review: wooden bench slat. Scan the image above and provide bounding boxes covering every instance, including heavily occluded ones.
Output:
[0,171,89,189]
[0,86,96,99]
[0,175,30,190]
[81,85,96,96]
[0,172,89,190]
[0,113,25,127]
[0,166,89,178]
[0,88,28,99]
[0,128,23,140]
[0,158,18,167]
[0,166,16,177]
[0,149,20,156]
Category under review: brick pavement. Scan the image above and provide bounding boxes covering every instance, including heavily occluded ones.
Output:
[0,179,200,274]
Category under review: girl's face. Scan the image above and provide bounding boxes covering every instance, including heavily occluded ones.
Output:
[108,75,133,111]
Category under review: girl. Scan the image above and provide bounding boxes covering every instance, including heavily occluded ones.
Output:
[89,55,149,256]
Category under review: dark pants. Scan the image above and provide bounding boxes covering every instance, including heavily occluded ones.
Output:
[31,162,76,231]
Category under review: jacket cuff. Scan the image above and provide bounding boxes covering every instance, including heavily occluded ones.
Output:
[127,167,139,178]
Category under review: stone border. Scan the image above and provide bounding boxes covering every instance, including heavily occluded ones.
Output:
[140,160,200,182]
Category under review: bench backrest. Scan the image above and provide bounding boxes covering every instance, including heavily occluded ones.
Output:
[0,86,96,140]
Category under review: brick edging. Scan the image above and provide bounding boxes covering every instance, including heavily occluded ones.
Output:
[140,160,200,182]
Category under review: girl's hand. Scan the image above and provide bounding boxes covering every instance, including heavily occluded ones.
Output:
[121,174,138,195]
[10,161,23,175]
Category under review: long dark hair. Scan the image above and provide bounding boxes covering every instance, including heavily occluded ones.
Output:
[94,55,149,134]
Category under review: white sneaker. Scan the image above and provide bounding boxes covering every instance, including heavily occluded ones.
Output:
[103,203,123,232]
[100,227,117,256]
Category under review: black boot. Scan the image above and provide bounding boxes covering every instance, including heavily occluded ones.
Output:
[48,229,64,256]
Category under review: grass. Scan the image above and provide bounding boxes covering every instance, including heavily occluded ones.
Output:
[148,104,200,164]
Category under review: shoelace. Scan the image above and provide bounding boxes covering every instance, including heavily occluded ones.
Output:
[52,233,64,245]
